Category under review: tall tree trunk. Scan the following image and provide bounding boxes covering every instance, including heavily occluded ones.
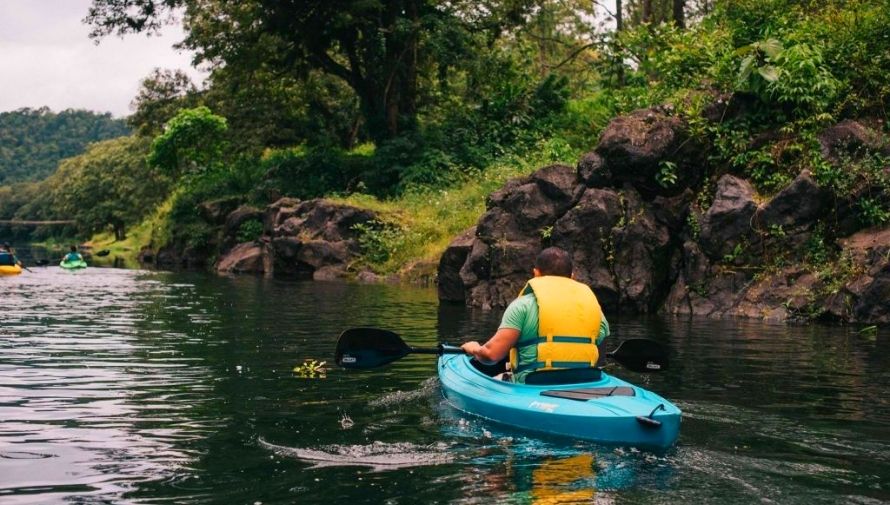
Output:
[113,222,126,241]
[642,0,652,23]
[673,0,686,28]
[616,0,625,87]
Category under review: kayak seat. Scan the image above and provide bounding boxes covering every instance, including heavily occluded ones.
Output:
[540,386,636,401]
[470,358,509,377]
[525,367,602,385]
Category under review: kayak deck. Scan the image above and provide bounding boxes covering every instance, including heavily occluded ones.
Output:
[438,354,681,449]
[60,260,88,269]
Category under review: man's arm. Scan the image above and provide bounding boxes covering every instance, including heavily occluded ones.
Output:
[460,328,520,365]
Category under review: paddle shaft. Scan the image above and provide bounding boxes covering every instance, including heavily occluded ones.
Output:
[409,344,463,355]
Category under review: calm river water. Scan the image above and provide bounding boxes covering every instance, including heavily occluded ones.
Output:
[1,264,888,504]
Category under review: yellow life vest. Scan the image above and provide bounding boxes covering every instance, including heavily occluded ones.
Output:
[509,276,603,374]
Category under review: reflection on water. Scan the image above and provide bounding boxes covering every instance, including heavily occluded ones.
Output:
[1,267,889,504]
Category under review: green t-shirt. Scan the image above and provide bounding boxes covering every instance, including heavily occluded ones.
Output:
[499,293,609,383]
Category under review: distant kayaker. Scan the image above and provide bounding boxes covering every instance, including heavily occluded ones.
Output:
[460,246,609,383]
[0,242,21,267]
[61,245,84,264]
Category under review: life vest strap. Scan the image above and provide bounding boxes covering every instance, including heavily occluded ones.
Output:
[515,335,594,349]
[514,360,597,374]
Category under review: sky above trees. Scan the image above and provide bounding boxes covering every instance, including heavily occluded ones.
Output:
[0,0,206,116]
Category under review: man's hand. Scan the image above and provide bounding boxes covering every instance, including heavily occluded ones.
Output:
[461,341,482,356]
[459,328,520,365]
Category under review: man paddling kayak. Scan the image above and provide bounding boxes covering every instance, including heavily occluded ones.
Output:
[460,246,609,383]
[61,245,84,264]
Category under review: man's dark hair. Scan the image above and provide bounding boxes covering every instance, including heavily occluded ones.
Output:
[535,247,573,277]
[70,245,77,252]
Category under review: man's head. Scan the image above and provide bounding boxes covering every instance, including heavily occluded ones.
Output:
[70,245,77,253]
[533,246,573,278]
[2,242,10,251]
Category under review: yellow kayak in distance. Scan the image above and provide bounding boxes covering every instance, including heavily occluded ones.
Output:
[0,264,23,276]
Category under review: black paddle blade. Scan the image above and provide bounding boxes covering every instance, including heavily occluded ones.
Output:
[96,249,111,257]
[607,339,669,373]
[335,327,412,369]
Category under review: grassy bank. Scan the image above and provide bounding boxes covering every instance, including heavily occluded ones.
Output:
[333,138,581,276]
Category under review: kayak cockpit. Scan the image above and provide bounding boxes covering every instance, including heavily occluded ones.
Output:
[468,357,604,386]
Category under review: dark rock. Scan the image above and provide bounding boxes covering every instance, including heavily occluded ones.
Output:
[701,92,758,123]
[263,197,301,234]
[264,199,375,279]
[753,170,829,231]
[609,189,674,312]
[699,175,757,260]
[854,267,890,323]
[216,242,269,274]
[453,165,584,308]
[818,120,884,164]
[479,165,581,240]
[732,268,820,322]
[137,247,154,264]
[459,240,490,288]
[198,196,243,224]
[437,227,477,303]
[839,227,890,323]
[274,200,375,244]
[664,241,715,316]
[223,205,263,241]
[552,188,623,309]
[401,260,439,287]
[313,265,347,281]
[595,108,704,197]
[577,151,611,188]
[356,269,380,283]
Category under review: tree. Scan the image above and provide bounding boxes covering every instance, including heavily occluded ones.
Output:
[0,107,129,184]
[52,136,170,240]
[147,106,228,177]
[129,68,199,136]
[85,0,537,144]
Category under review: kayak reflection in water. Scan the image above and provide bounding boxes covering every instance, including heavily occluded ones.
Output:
[460,246,609,384]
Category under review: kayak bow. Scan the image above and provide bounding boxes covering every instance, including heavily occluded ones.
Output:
[438,353,681,449]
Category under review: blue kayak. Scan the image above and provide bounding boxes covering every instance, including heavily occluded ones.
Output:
[438,354,681,449]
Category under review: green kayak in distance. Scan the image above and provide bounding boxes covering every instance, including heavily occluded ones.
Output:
[60,259,88,270]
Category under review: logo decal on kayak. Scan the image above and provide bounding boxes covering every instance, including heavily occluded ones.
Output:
[528,401,558,413]
[645,362,661,370]
[341,356,357,364]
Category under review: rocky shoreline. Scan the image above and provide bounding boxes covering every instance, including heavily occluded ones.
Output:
[141,104,890,325]
[437,106,889,324]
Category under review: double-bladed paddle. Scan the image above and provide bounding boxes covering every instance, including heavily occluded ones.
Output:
[334,327,668,373]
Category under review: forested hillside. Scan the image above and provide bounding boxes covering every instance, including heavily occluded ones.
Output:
[0,107,129,184]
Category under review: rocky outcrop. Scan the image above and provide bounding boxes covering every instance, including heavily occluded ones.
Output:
[198,196,244,225]
[438,106,890,324]
[216,242,270,274]
[594,107,705,197]
[699,175,757,261]
[438,227,476,303]
[214,198,376,280]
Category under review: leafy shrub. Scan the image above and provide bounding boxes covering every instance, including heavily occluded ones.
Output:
[236,220,263,243]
